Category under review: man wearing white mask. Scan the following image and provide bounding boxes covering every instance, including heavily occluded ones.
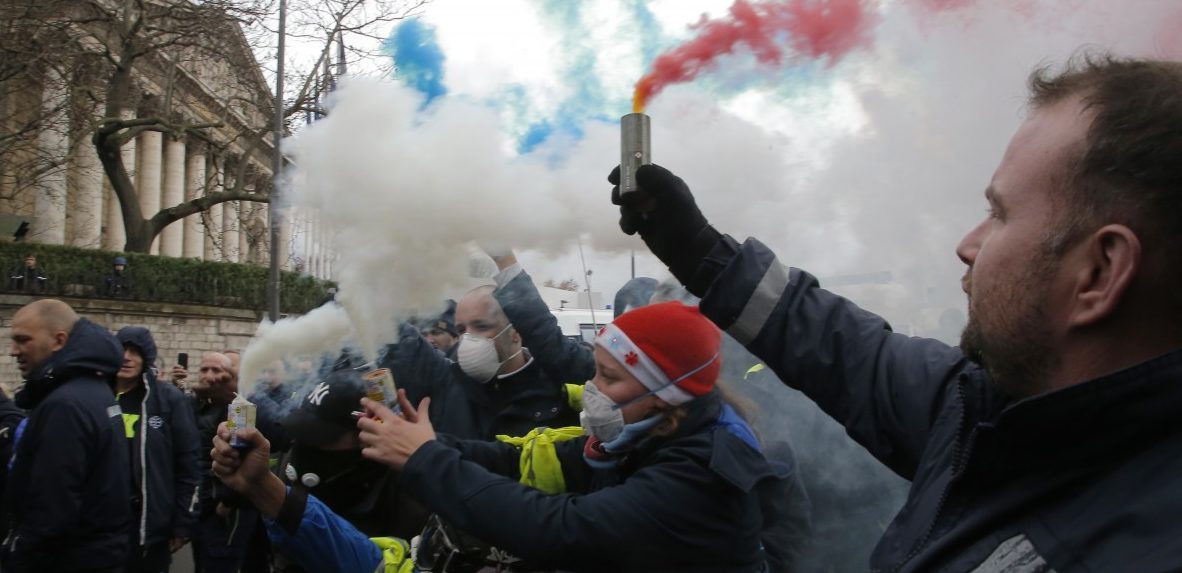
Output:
[380,285,580,441]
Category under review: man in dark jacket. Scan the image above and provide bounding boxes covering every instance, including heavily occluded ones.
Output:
[114,326,201,573]
[9,253,47,293]
[0,388,26,540]
[104,256,133,298]
[266,369,428,572]
[188,351,275,573]
[380,286,580,441]
[2,299,131,572]
[420,299,459,360]
[608,56,1182,571]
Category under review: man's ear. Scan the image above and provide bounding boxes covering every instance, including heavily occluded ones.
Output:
[1068,224,1140,327]
[50,330,69,352]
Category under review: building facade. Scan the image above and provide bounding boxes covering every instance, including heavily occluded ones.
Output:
[0,0,334,278]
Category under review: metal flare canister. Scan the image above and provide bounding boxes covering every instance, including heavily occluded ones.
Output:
[361,367,398,406]
[227,394,257,449]
[620,112,651,197]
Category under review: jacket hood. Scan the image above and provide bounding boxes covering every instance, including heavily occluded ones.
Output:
[116,326,158,370]
[16,318,122,409]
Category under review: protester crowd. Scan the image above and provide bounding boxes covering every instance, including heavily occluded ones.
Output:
[3,55,1181,573]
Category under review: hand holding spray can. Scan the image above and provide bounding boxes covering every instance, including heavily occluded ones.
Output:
[353,362,400,419]
[227,393,257,450]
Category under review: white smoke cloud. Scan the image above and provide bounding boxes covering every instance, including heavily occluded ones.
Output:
[238,303,352,396]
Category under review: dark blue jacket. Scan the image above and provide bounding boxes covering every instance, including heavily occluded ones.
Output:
[379,323,579,441]
[0,388,26,538]
[400,392,776,573]
[1,318,132,572]
[116,326,202,546]
[495,268,811,571]
[697,236,1182,573]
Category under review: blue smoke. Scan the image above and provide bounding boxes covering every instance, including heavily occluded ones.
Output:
[386,18,447,106]
[381,3,827,155]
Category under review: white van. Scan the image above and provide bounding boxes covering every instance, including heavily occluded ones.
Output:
[550,308,611,344]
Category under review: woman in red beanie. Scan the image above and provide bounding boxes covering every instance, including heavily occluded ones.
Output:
[211,302,783,572]
[355,301,782,572]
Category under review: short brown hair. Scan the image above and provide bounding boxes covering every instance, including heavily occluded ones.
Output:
[1028,54,1182,286]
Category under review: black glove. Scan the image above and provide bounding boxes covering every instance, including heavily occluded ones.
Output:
[609,164,722,288]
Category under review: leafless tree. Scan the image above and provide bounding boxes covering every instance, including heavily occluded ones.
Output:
[0,0,423,252]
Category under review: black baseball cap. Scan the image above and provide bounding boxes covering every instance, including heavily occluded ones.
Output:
[283,369,366,448]
[422,299,457,337]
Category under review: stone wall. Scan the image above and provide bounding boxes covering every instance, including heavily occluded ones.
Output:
[1,294,264,393]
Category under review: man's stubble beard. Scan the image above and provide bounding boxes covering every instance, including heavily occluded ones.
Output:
[960,251,1061,400]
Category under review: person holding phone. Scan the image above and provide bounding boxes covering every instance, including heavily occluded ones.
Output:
[170,352,192,395]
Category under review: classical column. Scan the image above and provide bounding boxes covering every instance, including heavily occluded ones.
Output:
[159,136,185,256]
[104,108,136,250]
[70,104,103,248]
[136,130,162,254]
[239,201,253,264]
[183,142,206,259]
[223,201,240,263]
[33,72,69,245]
[204,155,223,261]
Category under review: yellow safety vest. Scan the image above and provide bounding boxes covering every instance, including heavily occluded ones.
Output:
[496,426,585,495]
[370,537,414,573]
[564,383,584,412]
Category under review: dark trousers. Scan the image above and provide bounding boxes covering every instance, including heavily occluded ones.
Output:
[191,508,267,573]
[124,540,171,573]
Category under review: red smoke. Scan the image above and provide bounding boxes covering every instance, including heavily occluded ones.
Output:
[632,0,877,112]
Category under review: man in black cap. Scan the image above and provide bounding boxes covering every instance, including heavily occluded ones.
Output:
[420,300,459,359]
[271,369,426,572]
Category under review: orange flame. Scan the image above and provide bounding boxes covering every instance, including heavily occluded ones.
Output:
[632,75,655,113]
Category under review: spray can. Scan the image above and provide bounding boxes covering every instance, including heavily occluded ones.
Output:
[227,394,257,450]
[355,361,398,407]
[619,112,651,197]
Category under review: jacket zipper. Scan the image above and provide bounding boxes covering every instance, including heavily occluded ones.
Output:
[138,376,150,546]
[890,379,978,573]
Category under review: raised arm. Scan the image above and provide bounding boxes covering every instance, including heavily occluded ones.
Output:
[609,164,973,478]
[488,252,596,383]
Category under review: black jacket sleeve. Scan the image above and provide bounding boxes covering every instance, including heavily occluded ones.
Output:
[494,270,596,383]
[399,439,748,569]
[698,237,971,479]
[382,322,455,405]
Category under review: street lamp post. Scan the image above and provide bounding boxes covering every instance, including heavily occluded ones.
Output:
[267,0,286,320]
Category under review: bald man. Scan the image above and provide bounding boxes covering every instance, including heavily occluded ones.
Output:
[3,299,131,573]
[190,351,281,573]
[379,285,579,441]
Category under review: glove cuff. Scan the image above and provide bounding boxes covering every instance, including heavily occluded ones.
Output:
[666,224,724,296]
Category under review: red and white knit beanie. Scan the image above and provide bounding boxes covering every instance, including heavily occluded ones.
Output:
[595,301,722,406]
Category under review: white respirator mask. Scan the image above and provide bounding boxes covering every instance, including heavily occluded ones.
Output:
[455,324,521,383]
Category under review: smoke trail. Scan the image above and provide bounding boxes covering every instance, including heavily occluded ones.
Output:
[239,303,352,397]
[386,18,448,106]
[633,0,877,111]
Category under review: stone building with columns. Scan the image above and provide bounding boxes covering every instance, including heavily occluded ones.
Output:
[0,1,334,279]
